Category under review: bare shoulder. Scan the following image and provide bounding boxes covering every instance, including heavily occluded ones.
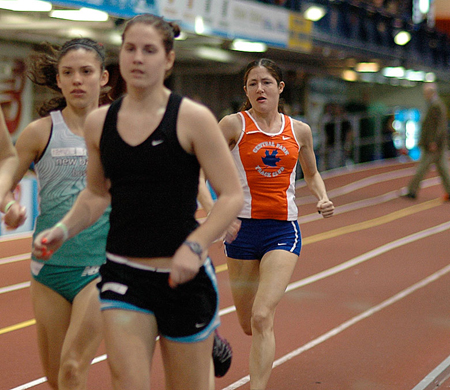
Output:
[86,105,110,126]
[22,116,51,137]
[292,118,312,142]
[219,112,241,128]
[178,97,217,124]
[17,116,52,147]
[84,105,110,144]
[218,113,242,146]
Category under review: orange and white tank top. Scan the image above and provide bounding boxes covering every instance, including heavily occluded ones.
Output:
[232,111,300,221]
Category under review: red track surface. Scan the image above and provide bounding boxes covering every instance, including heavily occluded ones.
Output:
[1,158,450,390]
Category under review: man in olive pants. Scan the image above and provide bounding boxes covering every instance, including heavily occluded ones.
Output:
[404,83,450,200]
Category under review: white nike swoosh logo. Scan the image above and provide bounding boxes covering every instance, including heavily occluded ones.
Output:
[282,136,290,140]
[195,323,206,328]
[152,140,164,146]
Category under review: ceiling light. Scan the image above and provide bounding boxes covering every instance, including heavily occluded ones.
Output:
[230,39,267,53]
[394,31,411,46]
[0,0,51,12]
[195,16,205,35]
[342,70,358,82]
[196,47,233,63]
[109,32,122,46]
[382,66,405,78]
[419,0,430,14]
[303,5,326,22]
[50,7,108,22]
[355,62,379,72]
[405,70,425,82]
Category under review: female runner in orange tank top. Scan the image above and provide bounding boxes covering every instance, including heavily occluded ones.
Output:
[218,59,335,390]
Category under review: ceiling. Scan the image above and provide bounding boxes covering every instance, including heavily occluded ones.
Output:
[0,2,449,80]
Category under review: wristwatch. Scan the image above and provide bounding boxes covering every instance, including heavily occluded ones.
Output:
[183,240,203,260]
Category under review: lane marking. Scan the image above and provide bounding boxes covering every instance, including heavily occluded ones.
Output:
[304,197,442,245]
[412,354,450,390]
[0,320,36,336]
[0,253,30,265]
[223,261,450,390]
[11,221,449,389]
[0,282,30,295]
[0,199,445,337]
[0,232,32,243]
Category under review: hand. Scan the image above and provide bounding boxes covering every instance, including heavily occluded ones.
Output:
[3,202,27,230]
[169,244,203,288]
[224,219,241,244]
[317,199,334,218]
[32,225,67,260]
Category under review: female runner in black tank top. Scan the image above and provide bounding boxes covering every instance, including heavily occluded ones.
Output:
[32,14,243,390]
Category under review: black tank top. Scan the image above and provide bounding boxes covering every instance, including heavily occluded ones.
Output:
[100,93,200,258]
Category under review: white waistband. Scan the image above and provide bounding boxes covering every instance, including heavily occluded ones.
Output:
[106,252,171,273]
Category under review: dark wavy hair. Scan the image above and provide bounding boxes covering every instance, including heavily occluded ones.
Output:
[121,14,180,79]
[27,38,108,117]
[241,58,285,113]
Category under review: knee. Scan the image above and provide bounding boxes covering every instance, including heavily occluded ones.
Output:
[251,308,274,334]
[59,358,83,388]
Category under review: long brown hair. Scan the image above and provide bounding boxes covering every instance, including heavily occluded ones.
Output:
[27,38,108,117]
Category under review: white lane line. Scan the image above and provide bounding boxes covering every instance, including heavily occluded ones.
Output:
[411,354,450,390]
[0,232,32,243]
[0,253,30,265]
[8,221,450,390]
[0,282,30,295]
[222,263,450,390]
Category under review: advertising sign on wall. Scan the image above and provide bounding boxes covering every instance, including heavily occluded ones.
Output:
[51,0,159,17]
[50,0,310,48]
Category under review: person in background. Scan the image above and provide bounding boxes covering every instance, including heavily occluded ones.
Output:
[217,58,334,389]
[0,107,20,214]
[2,38,110,390]
[32,14,243,390]
[382,113,398,159]
[403,82,450,200]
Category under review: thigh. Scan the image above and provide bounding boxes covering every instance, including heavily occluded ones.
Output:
[253,250,298,314]
[60,279,103,366]
[160,333,214,390]
[102,309,159,390]
[30,278,72,378]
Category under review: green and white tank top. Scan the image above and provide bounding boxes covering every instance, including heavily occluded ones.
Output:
[32,110,110,266]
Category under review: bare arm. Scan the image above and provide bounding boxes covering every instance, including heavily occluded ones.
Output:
[171,100,244,286]
[0,109,19,208]
[197,169,215,215]
[1,116,51,227]
[295,120,334,218]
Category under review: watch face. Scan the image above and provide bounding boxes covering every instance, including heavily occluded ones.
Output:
[190,242,202,254]
[185,240,202,256]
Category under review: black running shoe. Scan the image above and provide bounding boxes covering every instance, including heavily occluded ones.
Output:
[212,330,232,377]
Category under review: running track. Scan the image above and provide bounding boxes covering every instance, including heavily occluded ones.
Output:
[2,158,450,390]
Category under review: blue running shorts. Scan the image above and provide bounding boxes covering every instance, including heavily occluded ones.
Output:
[224,218,302,260]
